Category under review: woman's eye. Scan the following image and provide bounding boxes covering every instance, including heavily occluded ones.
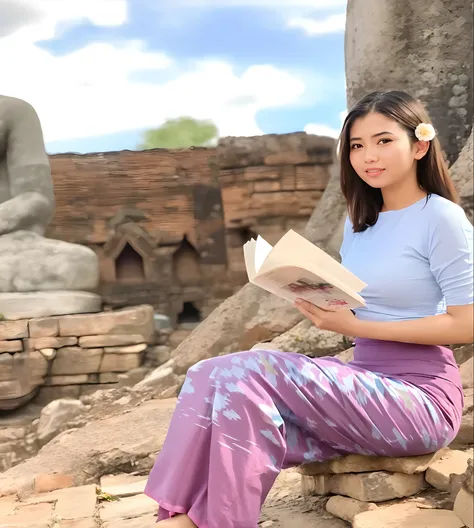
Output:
[350,143,362,149]
[379,138,392,144]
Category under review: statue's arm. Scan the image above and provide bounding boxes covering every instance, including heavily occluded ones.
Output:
[0,98,54,235]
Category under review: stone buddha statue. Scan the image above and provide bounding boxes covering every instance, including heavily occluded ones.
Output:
[0,94,101,319]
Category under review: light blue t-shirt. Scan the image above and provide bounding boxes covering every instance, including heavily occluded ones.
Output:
[340,194,474,322]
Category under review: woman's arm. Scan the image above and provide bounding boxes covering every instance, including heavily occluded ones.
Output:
[355,304,474,345]
[294,300,473,346]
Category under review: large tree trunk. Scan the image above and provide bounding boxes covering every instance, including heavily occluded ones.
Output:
[306,0,473,254]
[345,0,473,164]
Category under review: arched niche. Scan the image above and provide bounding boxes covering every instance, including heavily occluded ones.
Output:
[173,236,201,283]
[177,301,202,325]
[115,242,146,283]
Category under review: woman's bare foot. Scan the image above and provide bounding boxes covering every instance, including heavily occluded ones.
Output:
[157,514,197,527]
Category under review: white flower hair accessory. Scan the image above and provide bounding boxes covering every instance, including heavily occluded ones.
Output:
[415,123,436,141]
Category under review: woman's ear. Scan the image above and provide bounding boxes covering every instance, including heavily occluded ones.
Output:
[414,140,430,160]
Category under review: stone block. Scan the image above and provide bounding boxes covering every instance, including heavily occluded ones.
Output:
[454,487,474,528]
[79,335,145,348]
[24,336,78,350]
[0,502,54,526]
[0,340,23,352]
[264,151,310,165]
[50,347,103,375]
[100,353,141,373]
[34,473,75,493]
[426,448,474,491]
[99,372,120,383]
[0,351,48,385]
[301,474,333,496]
[100,475,147,498]
[59,305,154,340]
[295,165,330,190]
[99,493,157,522]
[326,495,377,524]
[52,484,97,520]
[0,319,28,340]
[0,291,101,320]
[253,180,282,192]
[104,343,147,354]
[29,317,59,338]
[299,450,442,475]
[353,503,464,528]
[329,471,425,502]
[45,375,90,386]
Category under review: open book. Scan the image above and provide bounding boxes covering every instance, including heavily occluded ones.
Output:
[243,229,367,311]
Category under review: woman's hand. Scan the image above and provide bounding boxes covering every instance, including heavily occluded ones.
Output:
[294,298,359,336]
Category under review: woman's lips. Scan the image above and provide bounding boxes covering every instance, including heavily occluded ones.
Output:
[365,168,385,177]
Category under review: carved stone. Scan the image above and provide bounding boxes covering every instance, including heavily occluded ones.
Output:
[0,95,100,302]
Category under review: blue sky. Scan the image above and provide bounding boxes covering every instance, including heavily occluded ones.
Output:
[1,0,348,154]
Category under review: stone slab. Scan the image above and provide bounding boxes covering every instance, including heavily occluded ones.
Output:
[454,487,474,528]
[0,291,101,320]
[28,317,59,338]
[100,353,141,373]
[0,320,28,340]
[299,451,442,475]
[329,471,425,502]
[50,347,103,376]
[0,340,23,352]
[24,336,78,350]
[104,343,148,354]
[426,448,474,491]
[99,474,147,497]
[100,493,157,521]
[353,503,464,528]
[79,335,145,348]
[58,305,154,340]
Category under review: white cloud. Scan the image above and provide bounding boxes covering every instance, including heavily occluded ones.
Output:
[304,123,341,138]
[0,1,309,143]
[305,109,347,138]
[1,0,127,41]
[288,12,346,35]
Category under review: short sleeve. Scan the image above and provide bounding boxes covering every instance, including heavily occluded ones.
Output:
[429,204,474,306]
[339,214,353,262]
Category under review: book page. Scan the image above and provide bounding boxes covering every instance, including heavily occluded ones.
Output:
[258,230,367,294]
[243,239,257,281]
[254,235,273,274]
[253,266,366,310]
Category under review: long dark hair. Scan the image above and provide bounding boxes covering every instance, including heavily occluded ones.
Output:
[339,90,459,232]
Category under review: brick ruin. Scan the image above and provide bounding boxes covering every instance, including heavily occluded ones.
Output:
[47,132,334,325]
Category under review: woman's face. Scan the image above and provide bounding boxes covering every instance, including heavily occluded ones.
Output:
[348,112,427,190]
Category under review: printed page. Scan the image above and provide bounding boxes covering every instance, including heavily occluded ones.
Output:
[254,235,273,273]
[257,230,367,294]
[253,266,366,310]
[243,239,257,281]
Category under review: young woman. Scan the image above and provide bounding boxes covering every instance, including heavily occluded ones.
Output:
[145,91,474,528]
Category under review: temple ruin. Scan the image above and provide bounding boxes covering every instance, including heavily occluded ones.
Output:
[47,133,335,325]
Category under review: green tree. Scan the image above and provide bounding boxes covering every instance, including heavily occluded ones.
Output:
[139,116,219,150]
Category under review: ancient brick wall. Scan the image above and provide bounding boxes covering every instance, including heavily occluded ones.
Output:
[47,133,334,322]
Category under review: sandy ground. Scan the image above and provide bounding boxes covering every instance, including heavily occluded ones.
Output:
[259,469,349,527]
